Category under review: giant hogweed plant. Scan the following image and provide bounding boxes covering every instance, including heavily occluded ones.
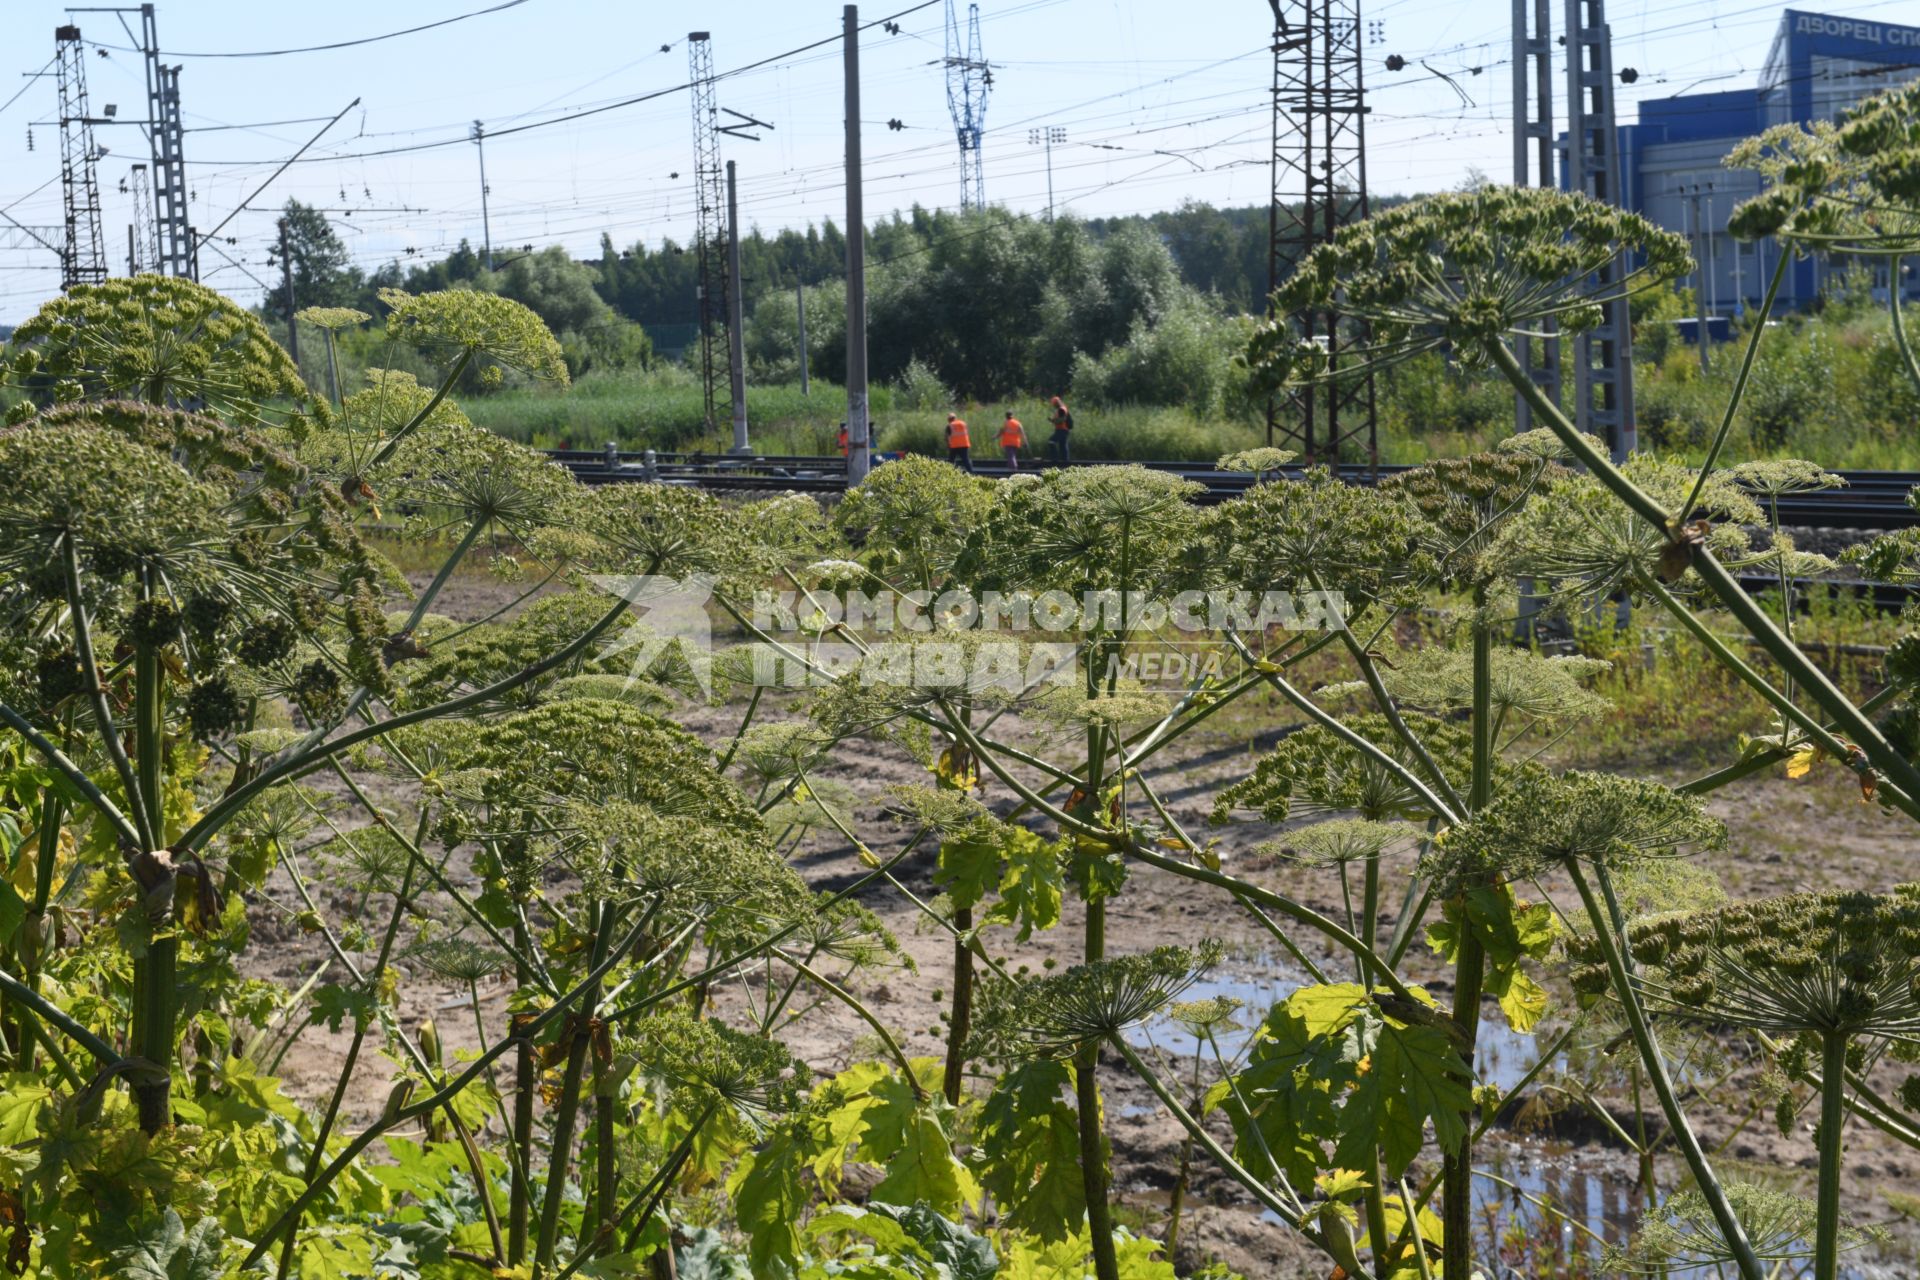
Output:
[695,84,1920,1280]
[0,282,937,1280]
[1217,79,1920,1280]
[1,87,1920,1280]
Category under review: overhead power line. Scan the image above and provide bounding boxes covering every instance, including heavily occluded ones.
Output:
[86,0,536,59]
[172,0,943,168]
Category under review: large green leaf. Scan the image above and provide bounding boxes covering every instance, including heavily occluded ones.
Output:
[730,1123,814,1277]
[0,878,26,947]
[1210,983,1472,1186]
[105,1210,228,1280]
[933,834,1000,912]
[861,1077,980,1215]
[0,1074,51,1145]
[974,1060,1085,1242]
[866,1203,997,1280]
[1426,884,1559,1033]
[986,826,1064,940]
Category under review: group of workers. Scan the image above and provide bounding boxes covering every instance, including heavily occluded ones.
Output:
[838,396,1075,474]
[942,397,1073,473]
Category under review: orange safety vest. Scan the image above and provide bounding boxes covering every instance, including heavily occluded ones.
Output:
[999,418,1025,448]
[836,425,849,456]
[946,417,971,448]
[1049,402,1072,430]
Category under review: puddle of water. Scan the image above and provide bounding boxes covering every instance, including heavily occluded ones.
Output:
[1127,948,1552,1090]
[1476,1017,1555,1093]
[1126,948,1308,1061]
[1122,955,1892,1277]
[1468,1148,1887,1280]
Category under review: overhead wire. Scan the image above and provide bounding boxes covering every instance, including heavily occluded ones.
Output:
[86,0,537,59]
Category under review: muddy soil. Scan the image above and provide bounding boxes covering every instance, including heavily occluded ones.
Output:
[238,564,1920,1279]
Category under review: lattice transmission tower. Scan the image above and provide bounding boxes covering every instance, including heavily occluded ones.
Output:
[139,5,194,279]
[1265,0,1377,465]
[944,1,991,212]
[129,163,155,273]
[1510,0,1561,430]
[55,24,108,291]
[1564,0,1635,459]
[688,32,731,432]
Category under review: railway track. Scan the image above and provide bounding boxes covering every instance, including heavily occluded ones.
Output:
[543,448,1920,530]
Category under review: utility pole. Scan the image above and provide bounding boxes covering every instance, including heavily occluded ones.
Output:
[277,216,301,372]
[726,160,750,454]
[471,121,494,270]
[1688,184,1711,371]
[1029,126,1065,221]
[688,33,729,434]
[127,224,135,275]
[844,5,871,482]
[796,281,810,396]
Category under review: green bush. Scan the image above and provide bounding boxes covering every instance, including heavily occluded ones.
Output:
[1069,296,1252,418]
[891,357,954,413]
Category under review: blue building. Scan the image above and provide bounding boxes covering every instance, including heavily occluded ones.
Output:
[1617,9,1920,314]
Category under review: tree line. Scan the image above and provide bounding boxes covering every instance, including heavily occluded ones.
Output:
[263,196,1327,404]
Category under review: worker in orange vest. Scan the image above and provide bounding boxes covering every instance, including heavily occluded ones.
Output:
[998,410,1026,471]
[1045,395,1073,463]
[945,413,974,473]
[836,422,850,458]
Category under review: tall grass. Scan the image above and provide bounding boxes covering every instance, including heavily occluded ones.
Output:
[459,368,889,453]
[458,372,1268,462]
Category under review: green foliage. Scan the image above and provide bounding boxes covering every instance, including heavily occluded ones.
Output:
[1206,982,1472,1184]
[1425,884,1558,1032]
[933,820,1065,940]
[1070,295,1256,419]
[265,201,360,327]
[975,1060,1087,1242]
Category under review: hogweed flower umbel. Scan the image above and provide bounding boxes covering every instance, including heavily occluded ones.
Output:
[1246,186,1692,388]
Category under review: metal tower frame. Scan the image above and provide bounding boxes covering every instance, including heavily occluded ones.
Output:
[944,1,990,213]
[55,25,108,291]
[1266,0,1377,465]
[688,32,731,432]
[137,5,194,279]
[1511,0,1561,430]
[129,163,155,273]
[1565,0,1635,459]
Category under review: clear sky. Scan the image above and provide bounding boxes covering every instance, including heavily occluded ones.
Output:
[1,0,1916,323]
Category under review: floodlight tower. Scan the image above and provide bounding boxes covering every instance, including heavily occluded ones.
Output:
[688,32,731,433]
[55,24,108,291]
[1265,0,1377,465]
[944,1,991,212]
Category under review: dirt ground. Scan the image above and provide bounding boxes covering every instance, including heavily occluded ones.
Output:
[238,564,1920,1279]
